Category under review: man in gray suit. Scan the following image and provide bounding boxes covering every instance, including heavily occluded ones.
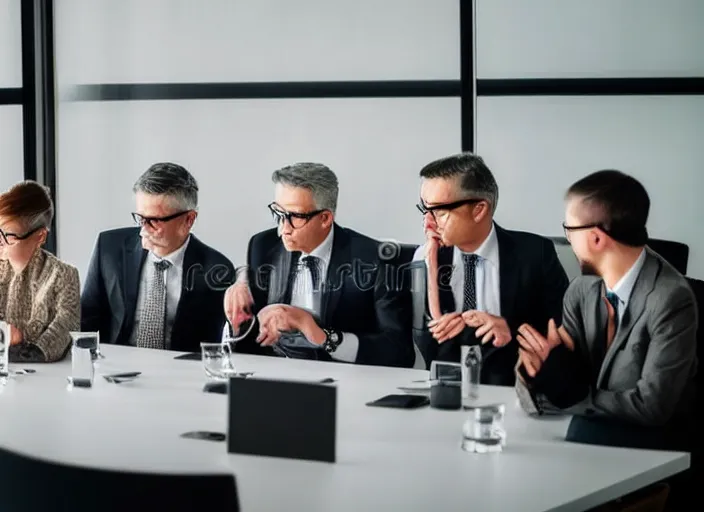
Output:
[514,170,697,449]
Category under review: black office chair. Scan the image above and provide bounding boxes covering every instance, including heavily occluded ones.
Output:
[549,237,690,278]
[647,239,689,275]
[0,446,239,512]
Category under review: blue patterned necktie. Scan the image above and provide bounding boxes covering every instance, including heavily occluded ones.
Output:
[462,253,479,311]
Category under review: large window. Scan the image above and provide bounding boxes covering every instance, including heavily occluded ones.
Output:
[54,0,461,277]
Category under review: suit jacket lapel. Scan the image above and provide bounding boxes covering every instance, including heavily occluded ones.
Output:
[496,225,519,326]
[122,234,147,340]
[270,245,298,305]
[172,236,199,333]
[321,225,350,325]
[597,251,659,387]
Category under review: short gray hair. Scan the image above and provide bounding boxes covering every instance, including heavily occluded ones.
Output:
[419,152,499,214]
[133,162,199,211]
[271,162,339,213]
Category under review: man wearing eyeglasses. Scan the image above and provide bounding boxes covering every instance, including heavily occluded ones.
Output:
[81,162,235,352]
[223,162,414,368]
[412,152,569,386]
[515,170,697,454]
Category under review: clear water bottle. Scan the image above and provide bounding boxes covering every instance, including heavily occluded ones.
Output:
[461,344,482,406]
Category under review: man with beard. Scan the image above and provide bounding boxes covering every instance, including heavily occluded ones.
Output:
[81,162,234,352]
[515,170,697,452]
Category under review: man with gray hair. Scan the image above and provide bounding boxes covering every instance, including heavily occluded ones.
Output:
[81,162,235,351]
[224,162,414,367]
[413,152,568,385]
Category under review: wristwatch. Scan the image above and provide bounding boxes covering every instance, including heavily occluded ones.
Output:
[321,328,343,354]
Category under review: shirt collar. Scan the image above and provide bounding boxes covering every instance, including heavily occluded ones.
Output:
[149,235,190,268]
[608,248,646,306]
[301,225,334,265]
[456,223,500,268]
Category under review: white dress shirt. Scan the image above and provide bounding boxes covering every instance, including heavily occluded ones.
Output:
[412,223,501,315]
[606,249,646,325]
[130,236,190,349]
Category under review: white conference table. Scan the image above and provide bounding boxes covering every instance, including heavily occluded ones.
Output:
[0,345,689,512]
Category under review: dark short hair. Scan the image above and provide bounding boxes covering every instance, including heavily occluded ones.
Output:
[567,170,650,246]
[133,162,199,210]
[419,152,499,213]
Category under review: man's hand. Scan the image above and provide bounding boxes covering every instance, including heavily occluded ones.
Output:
[428,312,464,343]
[516,319,561,362]
[224,281,254,332]
[423,215,443,251]
[518,348,543,378]
[9,324,23,345]
[256,304,323,347]
[463,311,512,347]
[516,320,576,378]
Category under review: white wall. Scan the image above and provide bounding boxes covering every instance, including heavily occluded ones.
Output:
[55,0,460,83]
[476,0,704,78]
[0,0,21,87]
[54,0,461,279]
[0,106,24,191]
[476,0,704,278]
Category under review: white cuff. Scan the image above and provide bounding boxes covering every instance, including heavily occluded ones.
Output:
[330,332,359,363]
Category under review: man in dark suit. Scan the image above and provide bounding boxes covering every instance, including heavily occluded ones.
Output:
[412,152,569,386]
[515,170,698,444]
[81,163,235,352]
[223,162,414,368]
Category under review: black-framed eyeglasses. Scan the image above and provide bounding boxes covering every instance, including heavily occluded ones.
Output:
[416,198,484,220]
[562,222,603,242]
[131,211,190,229]
[0,226,44,247]
[268,202,325,229]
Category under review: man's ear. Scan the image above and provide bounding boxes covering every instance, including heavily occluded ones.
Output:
[472,202,490,223]
[187,211,198,228]
[321,211,334,228]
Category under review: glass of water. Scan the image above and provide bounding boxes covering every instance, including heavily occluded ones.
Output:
[70,334,95,388]
[201,342,237,381]
[461,403,506,453]
[69,331,102,360]
[0,321,10,383]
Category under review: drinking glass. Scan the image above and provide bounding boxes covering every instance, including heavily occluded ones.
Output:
[69,331,102,360]
[70,334,95,388]
[201,342,237,381]
[461,403,506,453]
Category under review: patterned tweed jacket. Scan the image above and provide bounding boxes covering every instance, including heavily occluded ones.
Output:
[0,249,80,362]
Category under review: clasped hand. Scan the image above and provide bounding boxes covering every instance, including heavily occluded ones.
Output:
[256,304,323,347]
[428,310,512,347]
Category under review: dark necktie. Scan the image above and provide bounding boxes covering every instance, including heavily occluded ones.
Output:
[302,255,322,292]
[135,259,171,349]
[462,253,479,311]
